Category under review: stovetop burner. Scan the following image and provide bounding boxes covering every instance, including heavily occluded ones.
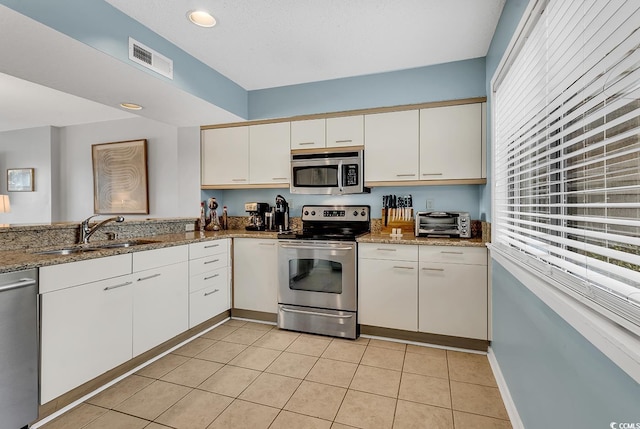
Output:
[278,205,370,241]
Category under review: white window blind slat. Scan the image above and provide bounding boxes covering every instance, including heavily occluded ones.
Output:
[494,0,640,332]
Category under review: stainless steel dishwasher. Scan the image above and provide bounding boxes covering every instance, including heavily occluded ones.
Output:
[0,269,38,429]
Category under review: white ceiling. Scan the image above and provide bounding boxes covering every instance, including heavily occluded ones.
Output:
[0,0,505,132]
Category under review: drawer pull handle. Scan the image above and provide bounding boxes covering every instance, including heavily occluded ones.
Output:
[272,177,288,181]
[281,307,353,319]
[298,142,315,146]
[393,266,414,270]
[259,243,276,246]
[104,281,132,291]
[204,274,220,281]
[421,267,444,272]
[204,289,220,296]
[376,248,396,251]
[440,251,463,255]
[204,244,220,249]
[137,273,161,282]
[334,139,353,144]
[204,259,220,264]
[231,178,247,182]
[422,173,443,176]
[396,174,416,177]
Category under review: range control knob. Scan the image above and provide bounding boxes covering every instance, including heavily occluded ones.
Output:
[361,210,366,217]
[311,211,316,216]
[353,210,358,216]
[304,210,309,216]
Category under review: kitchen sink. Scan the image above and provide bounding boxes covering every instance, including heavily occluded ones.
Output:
[35,247,99,255]
[86,239,160,249]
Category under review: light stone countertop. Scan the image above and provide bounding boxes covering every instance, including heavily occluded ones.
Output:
[0,229,278,274]
[0,229,486,274]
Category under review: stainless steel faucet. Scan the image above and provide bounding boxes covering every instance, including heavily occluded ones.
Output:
[80,215,125,244]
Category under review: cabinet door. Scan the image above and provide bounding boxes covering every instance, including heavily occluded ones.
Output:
[133,261,189,356]
[201,127,249,186]
[358,258,418,331]
[326,115,364,147]
[419,103,482,180]
[419,262,487,340]
[233,238,278,313]
[40,275,133,403]
[291,119,326,149]
[189,269,229,327]
[364,110,419,182]
[249,122,291,184]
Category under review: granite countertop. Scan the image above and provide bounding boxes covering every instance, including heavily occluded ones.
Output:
[0,229,486,274]
[0,229,278,274]
[357,232,487,247]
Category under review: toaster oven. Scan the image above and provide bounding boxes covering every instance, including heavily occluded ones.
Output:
[415,211,471,238]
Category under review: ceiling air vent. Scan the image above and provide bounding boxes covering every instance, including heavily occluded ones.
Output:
[128,37,173,80]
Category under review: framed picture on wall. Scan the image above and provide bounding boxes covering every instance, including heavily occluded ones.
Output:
[92,139,149,214]
[7,168,34,192]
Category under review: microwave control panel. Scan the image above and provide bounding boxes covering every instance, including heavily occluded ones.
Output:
[343,164,359,186]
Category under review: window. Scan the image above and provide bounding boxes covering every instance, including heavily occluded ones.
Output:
[493,0,640,332]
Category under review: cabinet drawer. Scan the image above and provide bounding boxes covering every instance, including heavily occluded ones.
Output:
[40,254,132,293]
[358,243,418,261]
[190,266,228,293]
[189,239,229,260]
[190,283,228,327]
[418,246,486,265]
[189,254,227,276]
[133,245,188,272]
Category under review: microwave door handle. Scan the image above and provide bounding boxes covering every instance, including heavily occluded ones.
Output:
[337,160,343,193]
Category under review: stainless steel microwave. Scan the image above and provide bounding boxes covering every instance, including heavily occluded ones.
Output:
[290,148,369,195]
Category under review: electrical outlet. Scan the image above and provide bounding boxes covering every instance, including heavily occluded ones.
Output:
[426,199,434,210]
[289,199,294,209]
[185,224,195,232]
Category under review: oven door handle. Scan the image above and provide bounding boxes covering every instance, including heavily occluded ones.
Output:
[281,307,354,319]
[279,244,354,251]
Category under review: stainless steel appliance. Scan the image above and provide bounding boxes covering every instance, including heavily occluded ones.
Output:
[278,205,370,339]
[0,269,38,429]
[245,202,270,231]
[290,147,369,195]
[415,211,471,238]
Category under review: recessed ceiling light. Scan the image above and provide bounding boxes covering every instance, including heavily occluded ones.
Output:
[120,102,143,110]
[188,10,216,28]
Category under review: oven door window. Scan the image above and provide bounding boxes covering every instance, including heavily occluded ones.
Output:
[288,258,342,294]
[292,166,338,187]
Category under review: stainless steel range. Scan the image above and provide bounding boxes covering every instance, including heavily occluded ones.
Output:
[277,205,370,339]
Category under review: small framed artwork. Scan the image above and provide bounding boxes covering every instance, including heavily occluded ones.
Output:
[7,168,34,192]
[92,139,149,214]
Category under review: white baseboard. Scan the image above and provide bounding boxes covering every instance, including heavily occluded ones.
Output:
[487,346,525,429]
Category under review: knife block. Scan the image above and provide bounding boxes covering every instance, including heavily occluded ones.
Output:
[381,208,414,235]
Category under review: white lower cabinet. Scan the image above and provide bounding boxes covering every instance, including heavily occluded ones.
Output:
[132,246,189,356]
[358,243,488,340]
[418,246,488,340]
[189,239,231,327]
[40,256,134,404]
[233,238,278,314]
[358,243,418,331]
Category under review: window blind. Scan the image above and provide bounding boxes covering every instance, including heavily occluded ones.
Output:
[493,0,640,332]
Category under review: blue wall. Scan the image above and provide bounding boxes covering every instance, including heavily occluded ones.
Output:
[492,261,640,427]
[248,58,486,119]
[203,185,481,218]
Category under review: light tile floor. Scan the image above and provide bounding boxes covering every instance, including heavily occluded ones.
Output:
[41,320,512,429]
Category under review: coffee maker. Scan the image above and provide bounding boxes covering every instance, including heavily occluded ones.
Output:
[274,195,290,232]
[245,202,270,231]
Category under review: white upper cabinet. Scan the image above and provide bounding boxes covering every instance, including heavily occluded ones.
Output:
[326,115,364,147]
[249,122,291,184]
[364,110,420,182]
[201,127,249,186]
[419,103,482,180]
[291,119,326,149]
